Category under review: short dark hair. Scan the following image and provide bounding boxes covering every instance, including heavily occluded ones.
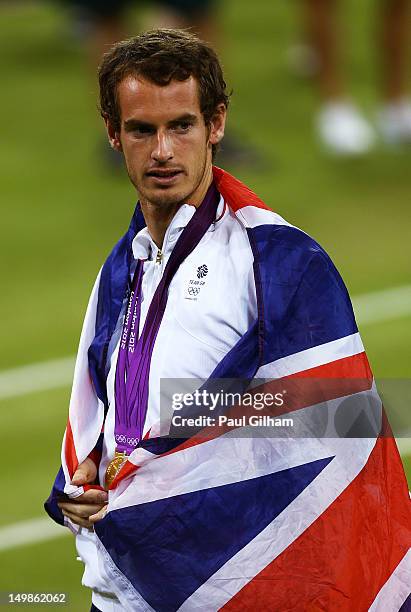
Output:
[98,29,230,154]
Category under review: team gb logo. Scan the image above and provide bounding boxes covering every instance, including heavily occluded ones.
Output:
[197,264,208,279]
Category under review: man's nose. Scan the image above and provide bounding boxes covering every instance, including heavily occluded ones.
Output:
[151,130,173,163]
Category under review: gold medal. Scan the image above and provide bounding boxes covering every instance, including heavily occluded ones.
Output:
[105,450,127,488]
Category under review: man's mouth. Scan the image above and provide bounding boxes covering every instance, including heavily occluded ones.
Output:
[146,169,183,184]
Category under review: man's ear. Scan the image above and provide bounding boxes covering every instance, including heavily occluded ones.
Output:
[208,103,227,147]
[103,114,123,152]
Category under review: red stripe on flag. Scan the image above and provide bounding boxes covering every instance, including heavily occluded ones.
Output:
[213,166,270,212]
[292,349,372,380]
[222,434,411,611]
[109,459,140,490]
[64,419,78,479]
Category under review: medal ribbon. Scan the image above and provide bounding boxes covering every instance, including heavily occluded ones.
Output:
[114,182,220,454]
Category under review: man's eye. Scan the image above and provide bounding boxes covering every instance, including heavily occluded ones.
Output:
[134,126,155,135]
[174,122,191,132]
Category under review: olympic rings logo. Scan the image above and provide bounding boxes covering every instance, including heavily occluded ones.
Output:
[188,287,200,296]
[115,434,139,446]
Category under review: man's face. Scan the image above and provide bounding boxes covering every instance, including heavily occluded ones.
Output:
[106,75,225,209]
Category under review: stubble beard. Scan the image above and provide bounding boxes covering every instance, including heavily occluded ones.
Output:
[139,186,188,210]
[132,152,209,211]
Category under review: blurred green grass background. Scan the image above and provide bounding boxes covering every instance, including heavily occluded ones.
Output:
[0,0,410,609]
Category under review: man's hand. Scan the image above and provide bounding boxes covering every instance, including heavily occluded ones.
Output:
[58,458,108,529]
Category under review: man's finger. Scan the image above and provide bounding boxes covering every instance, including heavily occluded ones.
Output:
[72,489,108,504]
[71,457,97,486]
[58,502,104,518]
[61,509,94,530]
[89,504,108,523]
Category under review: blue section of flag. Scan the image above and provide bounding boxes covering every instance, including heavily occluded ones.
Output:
[399,592,411,611]
[248,224,358,367]
[88,202,146,406]
[44,466,66,525]
[96,456,333,611]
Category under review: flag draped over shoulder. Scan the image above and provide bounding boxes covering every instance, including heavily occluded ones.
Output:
[45,167,411,611]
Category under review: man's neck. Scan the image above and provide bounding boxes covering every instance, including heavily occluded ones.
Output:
[140,166,213,248]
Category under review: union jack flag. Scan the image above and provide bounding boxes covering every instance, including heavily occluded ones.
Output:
[46,168,411,611]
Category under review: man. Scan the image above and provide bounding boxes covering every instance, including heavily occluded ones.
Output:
[46,29,411,611]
